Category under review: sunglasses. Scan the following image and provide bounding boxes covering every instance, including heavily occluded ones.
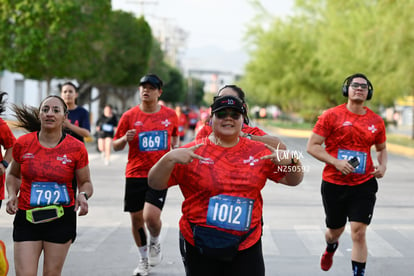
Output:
[350,82,368,90]
[215,110,242,120]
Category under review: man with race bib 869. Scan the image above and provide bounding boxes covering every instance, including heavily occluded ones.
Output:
[113,74,179,276]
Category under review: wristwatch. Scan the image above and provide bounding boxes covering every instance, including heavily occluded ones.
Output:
[79,192,89,200]
[1,160,9,169]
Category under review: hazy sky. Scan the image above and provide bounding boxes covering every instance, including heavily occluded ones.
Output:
[112,0,294,73]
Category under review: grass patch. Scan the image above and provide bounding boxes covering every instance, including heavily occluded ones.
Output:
[258,119,414,148]
[258,119,313,130]
[387,133,414,148]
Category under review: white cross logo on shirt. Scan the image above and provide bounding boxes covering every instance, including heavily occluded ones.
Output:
[368,125,377,133]
[161,119,171,127]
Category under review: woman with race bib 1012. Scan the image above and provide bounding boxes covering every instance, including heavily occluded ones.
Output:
[148,95,304,276]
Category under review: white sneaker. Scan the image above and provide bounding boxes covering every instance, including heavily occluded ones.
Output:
[148,241,162,266]
[132,258,149,276]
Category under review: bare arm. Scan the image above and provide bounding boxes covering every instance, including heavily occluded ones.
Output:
[261,145,303,186]
[306,132,355,175]
[0,147,13,176]
[75,165,93,216]
[171,135,180,149]
[64,119,90,138]
[6,159,21,215]
[113,129,136,151]
[371,142,387,178]
[149,144,205,190]
[250,134,287,150]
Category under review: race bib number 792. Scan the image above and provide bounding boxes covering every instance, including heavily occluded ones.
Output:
[30,182,70,207]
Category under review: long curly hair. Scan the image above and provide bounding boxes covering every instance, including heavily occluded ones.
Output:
[12,95,68,132]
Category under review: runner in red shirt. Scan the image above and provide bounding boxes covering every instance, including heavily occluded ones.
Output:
[195,85,286,150]
[0,92,16,209]
[175,105,188,146]
[307,73,387,276]
[6,95,93,276]
[0,91,16,276]
[149,95,304,276]
[113,74,179,276]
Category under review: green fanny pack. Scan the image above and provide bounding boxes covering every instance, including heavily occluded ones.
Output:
[26,205,64,224]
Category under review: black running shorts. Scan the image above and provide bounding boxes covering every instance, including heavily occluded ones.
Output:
[124,177,167,212]
[321,177,378,229]
[13,206,76,243]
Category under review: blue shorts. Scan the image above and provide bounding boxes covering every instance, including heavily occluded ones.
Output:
[13,206,76,243]
[321,177,378,229]
[124,178,167,212]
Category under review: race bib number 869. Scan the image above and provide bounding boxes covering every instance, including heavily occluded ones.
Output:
[138,130,168,152]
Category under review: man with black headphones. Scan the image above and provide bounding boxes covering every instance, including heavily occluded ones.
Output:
[306,73,388,276]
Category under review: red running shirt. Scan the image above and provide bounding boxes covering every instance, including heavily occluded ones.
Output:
[114,105,178,178]
[0,118,16,200]
[168,138,286,250]
[312,103,386,185]
[12,132,89,210]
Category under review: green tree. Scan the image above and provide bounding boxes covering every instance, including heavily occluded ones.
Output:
[92,12,153,111]
[161,66,186,104]
[0,0,111,94]
[242,0,414,125]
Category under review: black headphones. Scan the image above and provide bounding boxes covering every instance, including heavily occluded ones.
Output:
[341,73,374,100]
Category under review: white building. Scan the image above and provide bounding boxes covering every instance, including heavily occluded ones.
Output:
[0,70,99,127]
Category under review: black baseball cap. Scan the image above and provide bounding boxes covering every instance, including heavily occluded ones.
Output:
[139,74,163,89]
[211,95,245,114]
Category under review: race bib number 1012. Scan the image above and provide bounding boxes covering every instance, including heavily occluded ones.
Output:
[206,194,254,232]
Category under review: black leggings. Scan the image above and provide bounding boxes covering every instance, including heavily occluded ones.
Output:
[179,232,265,276]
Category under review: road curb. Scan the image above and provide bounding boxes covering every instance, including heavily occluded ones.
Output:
[265,126,414,158]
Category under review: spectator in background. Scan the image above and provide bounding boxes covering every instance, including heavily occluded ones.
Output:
[96,104,118,165]
[195,111,210,136]
[60,82,91,142]
[187,107,199,139]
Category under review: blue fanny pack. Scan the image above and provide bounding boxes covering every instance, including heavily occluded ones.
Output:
[192,224,256,261]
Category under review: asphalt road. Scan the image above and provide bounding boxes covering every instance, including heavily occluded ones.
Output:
[1,134,414,275]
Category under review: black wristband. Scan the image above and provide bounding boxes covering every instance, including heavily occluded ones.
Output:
[80,192,89,200]
[1,160,9,169]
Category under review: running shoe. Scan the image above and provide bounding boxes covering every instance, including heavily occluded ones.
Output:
[132,257,149,276]
[0,240,9,276]
[148,241,162,266]
[320,249,335,271]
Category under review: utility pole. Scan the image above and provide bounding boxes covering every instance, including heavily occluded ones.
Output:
[126,0,158,16]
